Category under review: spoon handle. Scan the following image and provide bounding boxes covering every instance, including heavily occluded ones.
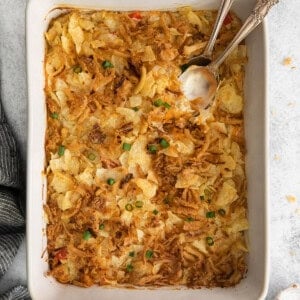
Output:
[188,0,234,66]
[203,0,235,57]
[210,0,279,71]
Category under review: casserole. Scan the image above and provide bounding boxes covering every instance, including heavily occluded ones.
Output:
[26,0,269,299]
[44,8,249,288]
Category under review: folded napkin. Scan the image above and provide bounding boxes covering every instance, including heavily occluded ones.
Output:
[0,98,30,299]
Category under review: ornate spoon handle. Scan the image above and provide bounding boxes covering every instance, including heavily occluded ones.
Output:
[211,0,279,71]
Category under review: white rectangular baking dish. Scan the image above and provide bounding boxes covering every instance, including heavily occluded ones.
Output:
[26,0,269,299]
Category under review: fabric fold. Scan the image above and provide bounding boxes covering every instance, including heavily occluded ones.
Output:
[0,233,24,278]
[0,97,29,298]
[0,111,19,190]
[0,285,30,300]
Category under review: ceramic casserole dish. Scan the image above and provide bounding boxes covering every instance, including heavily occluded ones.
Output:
[26,0,269,299]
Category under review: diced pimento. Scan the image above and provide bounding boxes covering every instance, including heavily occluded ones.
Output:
[129,11,142,20]
[55,248,68,261]
[223,13,233,25]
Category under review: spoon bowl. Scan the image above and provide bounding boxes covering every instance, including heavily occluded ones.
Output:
[179,65,218,108]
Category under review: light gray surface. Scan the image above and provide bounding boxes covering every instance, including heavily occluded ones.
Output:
[0,0,299,299]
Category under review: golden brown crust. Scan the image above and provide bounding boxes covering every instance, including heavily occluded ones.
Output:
[44,8,248,288]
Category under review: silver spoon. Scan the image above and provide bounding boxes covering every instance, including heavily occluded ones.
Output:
[180,0,279,108]
[187,0,234,67]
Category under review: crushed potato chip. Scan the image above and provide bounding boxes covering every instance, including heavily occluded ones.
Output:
[217,83,243,114]
[45,8,248,289]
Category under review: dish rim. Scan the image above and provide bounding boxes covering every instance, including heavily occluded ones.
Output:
[26,1,270,299]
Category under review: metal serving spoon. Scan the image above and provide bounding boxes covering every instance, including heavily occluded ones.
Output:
[180,0,279,108]
[187,0,234,67]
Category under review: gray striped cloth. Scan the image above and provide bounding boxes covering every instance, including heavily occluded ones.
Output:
[0,100,30,299]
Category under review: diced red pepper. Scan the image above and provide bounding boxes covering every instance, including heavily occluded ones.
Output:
[55,248,68,261]
[223,13,233,25]
[129,11,142,20]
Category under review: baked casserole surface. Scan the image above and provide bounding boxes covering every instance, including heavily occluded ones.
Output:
[44,8,248,288]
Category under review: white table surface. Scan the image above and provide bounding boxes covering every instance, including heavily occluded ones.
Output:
[0,0,299,299]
